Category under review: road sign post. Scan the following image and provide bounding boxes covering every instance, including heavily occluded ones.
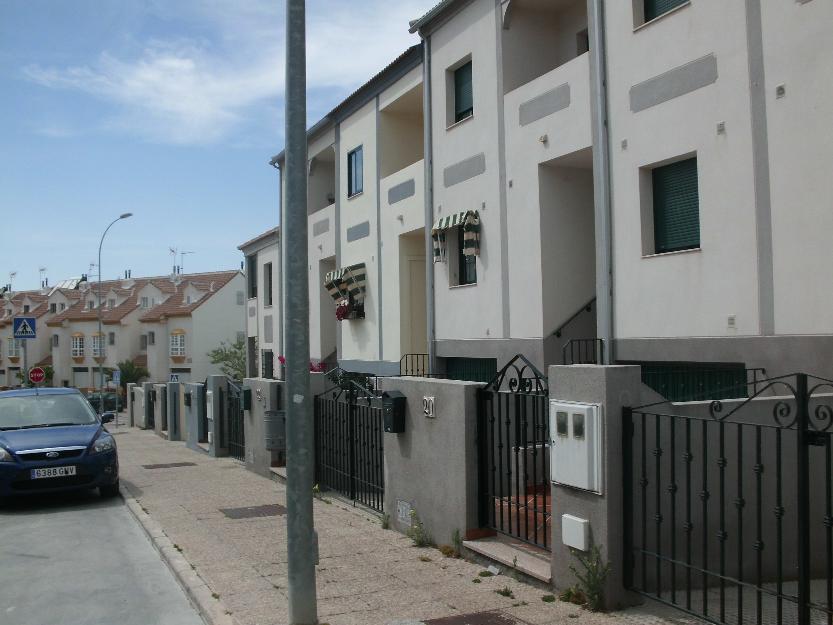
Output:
[14,317,37,389]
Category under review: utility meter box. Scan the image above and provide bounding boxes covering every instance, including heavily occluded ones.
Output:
[206,390,214,421]
[375,391,406,433]
[264,409,286,451]
[550,400,603,494]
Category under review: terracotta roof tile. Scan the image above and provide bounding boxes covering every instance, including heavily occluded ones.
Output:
[139,271,239,322]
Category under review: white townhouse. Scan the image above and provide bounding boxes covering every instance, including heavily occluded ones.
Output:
[238,228,283,379]
[46,270,245,388]
[249,0,833,391]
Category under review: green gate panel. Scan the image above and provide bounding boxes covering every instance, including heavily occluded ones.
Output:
[445,357,497,383]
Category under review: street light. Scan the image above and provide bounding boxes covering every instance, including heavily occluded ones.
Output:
[97,212,133,414]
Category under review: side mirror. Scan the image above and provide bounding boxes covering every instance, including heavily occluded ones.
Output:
[100,412,115,424]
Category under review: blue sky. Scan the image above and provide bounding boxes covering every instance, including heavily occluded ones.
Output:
[0,0,434,291]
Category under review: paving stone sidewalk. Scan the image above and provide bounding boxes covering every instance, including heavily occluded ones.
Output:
[116,427,695,625]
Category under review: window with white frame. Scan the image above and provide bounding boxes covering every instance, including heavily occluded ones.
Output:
[71,335,85,357]
[52,334,59,348]
[92,334,105,357]
[7,338,21,358]
[170,332,186,357]
[108,298,116,309]
[50,303,57,314]
[108,332,115,346]
[148,331,155,345]
[141,296,149,309]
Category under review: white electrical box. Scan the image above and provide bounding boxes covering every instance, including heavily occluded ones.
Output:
[562,514,590,551]
[550,400,603,494]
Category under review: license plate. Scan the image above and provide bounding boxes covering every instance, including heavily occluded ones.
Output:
[31,466,77,479]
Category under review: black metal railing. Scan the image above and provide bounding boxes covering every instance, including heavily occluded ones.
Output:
[624,373,833,625]
[400,353,429,377]
[225,381,245,462]
[478,354,551,550]
[314,387,384,513]
[562,338,604,365]
[552,297,596,338]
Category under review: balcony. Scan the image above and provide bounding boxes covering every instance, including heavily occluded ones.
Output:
[504,52,591,163]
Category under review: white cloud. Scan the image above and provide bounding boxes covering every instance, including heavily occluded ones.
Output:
[22,0,434,145]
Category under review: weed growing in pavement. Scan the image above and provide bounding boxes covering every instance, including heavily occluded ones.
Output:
[381,513,390,529]
[312,483,332,504]
[472,578,482,584]
[511,601,528,607]
[173,544,182,552]
[541,594,556,603]
[405,509,433,547]
[559,586,587,606]
[211,592,220,600]
[451,528,463,556]
[495,586,514,598]
[419,555,432,562]
[568,544,610,611]
[478,570,494,577]
[438,544,456,558]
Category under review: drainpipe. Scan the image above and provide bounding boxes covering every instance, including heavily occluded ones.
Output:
[421,36,436,374]
[587,0,614,364]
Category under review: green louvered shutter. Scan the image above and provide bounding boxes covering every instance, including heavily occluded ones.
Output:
[653,157,700,253]
[446,357,496,383]
[644,0,688,22]
[454,62,473,122]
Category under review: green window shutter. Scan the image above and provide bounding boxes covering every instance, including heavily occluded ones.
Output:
[640,363,747,402]
[644,0,688,22]
[652,157,700,253]
[454,62,473,122]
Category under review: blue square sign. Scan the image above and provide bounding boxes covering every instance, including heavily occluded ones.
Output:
[13,317,36,339]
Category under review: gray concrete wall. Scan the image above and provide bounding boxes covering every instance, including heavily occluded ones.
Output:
[167,382,181,441]
[379,376,483,546]
[152,383,167,438]
[242,377,284,477]
[184,382,207,453]
[206,375,228,457]
[549,364,643,610]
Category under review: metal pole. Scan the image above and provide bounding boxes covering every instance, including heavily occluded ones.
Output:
[97,213,132,414]
[796,373,810,625]
[22,340,27,387]
[284,1,318,623]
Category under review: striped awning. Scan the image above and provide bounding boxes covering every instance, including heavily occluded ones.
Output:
[324,263,367,303]
[431,210,480,263]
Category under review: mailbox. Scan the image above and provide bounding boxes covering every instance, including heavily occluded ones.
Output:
[264,409,286,451]
[184,390,192,407]
[375,391,406,433]
[550,400,603,494]
[243,387,252,411]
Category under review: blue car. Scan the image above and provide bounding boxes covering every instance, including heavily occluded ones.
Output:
[0,387,119,499]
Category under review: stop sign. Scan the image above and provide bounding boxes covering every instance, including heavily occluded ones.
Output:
[28,367,45,384]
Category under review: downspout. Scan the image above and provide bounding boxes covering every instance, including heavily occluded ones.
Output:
[421,36,436,374]
[587,0,614,364]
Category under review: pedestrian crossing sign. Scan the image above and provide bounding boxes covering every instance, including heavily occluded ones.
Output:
[13,317,36,339]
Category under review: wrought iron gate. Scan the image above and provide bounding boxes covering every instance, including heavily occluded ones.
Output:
[314,385,384,513]
[624,373,833,625]
[478,355,551,550]
[224,381,245,462]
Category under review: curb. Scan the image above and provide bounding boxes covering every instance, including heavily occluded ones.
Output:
[120,485,237,625]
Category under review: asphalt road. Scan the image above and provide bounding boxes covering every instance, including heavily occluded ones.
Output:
[0,488,204,625]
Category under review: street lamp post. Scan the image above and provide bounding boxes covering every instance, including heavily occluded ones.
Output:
[97,212,133,414]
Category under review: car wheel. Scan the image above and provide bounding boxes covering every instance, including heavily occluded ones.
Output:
[100,480,120,498]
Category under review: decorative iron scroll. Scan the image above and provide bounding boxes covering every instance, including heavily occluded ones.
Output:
[483,354,548,395]
[809,380,833,432]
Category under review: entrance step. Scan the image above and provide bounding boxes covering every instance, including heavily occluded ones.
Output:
[269,466,287,483]
[462,535,551,584]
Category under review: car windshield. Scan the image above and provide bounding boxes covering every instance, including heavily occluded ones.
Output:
[0,394,98,430]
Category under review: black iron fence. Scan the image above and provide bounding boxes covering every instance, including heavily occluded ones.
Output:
[314,387,384,513]
[224,381,245,462]
[562,338,604,365]
[624,373,833,625]
[478,354,551,550]
[400,353,429,377]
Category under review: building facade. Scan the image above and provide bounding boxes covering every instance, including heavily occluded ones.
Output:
[245,0,833,387]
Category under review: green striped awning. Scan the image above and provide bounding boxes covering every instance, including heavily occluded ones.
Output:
[431,210,480,263]
[324,263,367,303]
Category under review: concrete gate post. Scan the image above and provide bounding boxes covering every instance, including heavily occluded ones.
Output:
[167,382,180,441]
[548,364,642,610]
[243,378,285,476]
[126,383,136,427]
[184,383,205,452]
[153,383,167,438]
[206,375,228,457]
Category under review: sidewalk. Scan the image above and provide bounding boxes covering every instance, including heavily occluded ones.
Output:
[116,427,694,625]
